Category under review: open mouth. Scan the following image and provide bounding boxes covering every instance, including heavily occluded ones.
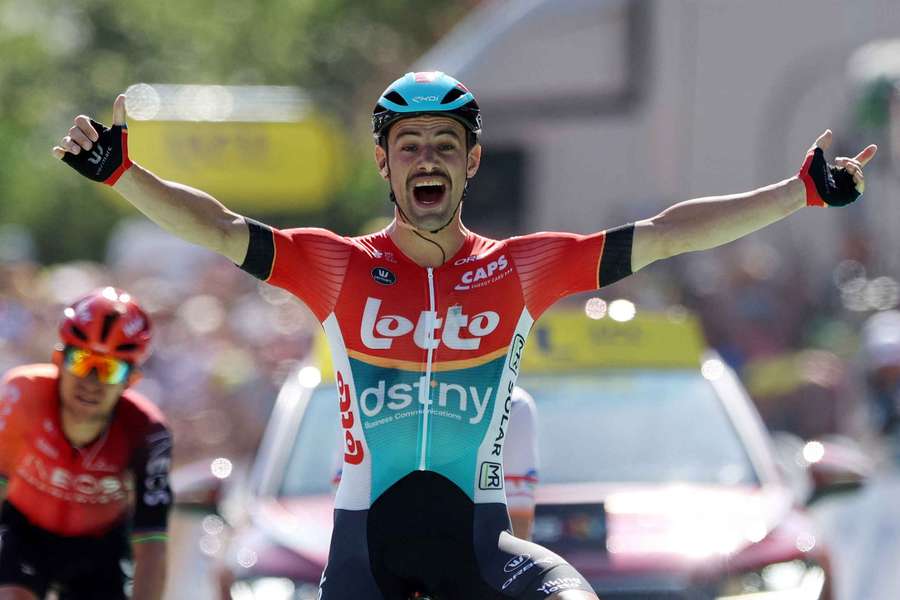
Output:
[75,391,101,407]
[412,179,448,207]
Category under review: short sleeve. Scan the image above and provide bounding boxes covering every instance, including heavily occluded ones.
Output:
[508,224,634,318]
[130,422,174,540]
[238,220,353,321]
[0,374,27,483]
[504,387,539,511]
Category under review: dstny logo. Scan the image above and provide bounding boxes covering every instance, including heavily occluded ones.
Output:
[360,297,500,350]
[359,379,494,425]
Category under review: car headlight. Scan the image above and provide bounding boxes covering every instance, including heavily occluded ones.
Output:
[230,578,320,600]
[716,560,825,599]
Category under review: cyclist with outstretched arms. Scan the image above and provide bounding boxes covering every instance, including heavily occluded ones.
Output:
[54,72,876,599]
[0,288,172,600]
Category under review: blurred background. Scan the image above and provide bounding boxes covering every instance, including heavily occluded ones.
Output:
[4,0,900,598]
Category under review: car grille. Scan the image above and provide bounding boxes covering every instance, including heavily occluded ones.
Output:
[597,594,695,600]
[591,583,714,600]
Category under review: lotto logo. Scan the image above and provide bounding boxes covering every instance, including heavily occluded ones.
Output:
[360,297,500,351]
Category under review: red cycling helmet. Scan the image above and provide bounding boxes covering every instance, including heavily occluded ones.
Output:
[58,287,153,365]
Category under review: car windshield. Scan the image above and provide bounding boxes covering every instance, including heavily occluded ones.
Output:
[279,370,759,496]
[519,371,759,486]
[279,386,341,497]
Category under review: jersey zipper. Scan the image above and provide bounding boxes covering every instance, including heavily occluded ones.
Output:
[418,267,437,470]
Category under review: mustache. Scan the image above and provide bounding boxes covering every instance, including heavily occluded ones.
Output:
[407,172,449,185]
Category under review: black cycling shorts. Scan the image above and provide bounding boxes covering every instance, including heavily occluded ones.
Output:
[0,501,132,600]
[319,471,595,599]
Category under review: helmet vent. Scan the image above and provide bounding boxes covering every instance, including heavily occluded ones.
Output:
[100,313,120,343]
[441,88,465,104]
[69,325,88,342]
[116,343,139,353]
[384,91,408,106]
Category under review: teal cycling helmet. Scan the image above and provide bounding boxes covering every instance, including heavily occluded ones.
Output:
[372,71,482,147]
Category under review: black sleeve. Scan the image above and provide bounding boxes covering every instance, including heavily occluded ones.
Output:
[598,223,634,287]
[238,218,277,280]
[131,423,174,534]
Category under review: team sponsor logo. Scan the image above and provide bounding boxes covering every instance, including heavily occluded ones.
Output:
[360,297,500,351]
[0,383,20,432]
[537,577,585,595]
[454,254,480,266]
[87,143,106,165]
[508,334,525,375]
[35,437,59,460]
[412,95,439,103]
[359,378,493,426]
[479,461,503,490]
[372,250,397,263]
[16,453,130,504]
[74,299,94,323]
[337,371,364,464]
[121,315,145,337]
[501,555,555,591]
[504,555,530,573]
[371,267,396,286]
[88,458,120,473]
[143,430,172,506]
[491,381,515,456]
[454,255,511,291]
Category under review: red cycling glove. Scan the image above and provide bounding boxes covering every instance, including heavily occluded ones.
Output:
[797,146,860,207]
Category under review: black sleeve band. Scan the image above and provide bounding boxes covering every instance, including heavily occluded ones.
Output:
[598,223,634,287]
[239,219,277,280]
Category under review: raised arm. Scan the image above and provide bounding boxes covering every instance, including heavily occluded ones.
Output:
[52,95,250,264]
[630,131,878,271]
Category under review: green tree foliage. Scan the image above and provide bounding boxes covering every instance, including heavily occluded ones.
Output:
[0,0,477,262]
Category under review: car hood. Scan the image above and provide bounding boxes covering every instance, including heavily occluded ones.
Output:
[249,495,334,567]
[535,482,811,576]
[246,483,815,580]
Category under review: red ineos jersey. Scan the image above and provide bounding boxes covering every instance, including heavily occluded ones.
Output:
[240,224,633,510]
[0,364,173,538]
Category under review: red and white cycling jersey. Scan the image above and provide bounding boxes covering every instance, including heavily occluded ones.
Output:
[240,224,632,510]
[0,364,172,538]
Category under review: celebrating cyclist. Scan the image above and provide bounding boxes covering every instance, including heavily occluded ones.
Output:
[54,72,875,599]
[0,288,172,600]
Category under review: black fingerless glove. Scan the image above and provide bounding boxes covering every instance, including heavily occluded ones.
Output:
[797,147,860,207]
[61,120,132,186]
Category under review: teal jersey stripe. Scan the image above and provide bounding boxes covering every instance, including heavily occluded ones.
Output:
[350,355,506,501]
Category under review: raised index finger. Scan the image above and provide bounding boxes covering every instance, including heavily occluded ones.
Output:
[853,144,878,167]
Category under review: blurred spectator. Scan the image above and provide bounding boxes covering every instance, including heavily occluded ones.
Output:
[860,310,900,433]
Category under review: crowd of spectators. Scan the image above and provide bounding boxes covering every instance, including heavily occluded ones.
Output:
[0,219,319,468]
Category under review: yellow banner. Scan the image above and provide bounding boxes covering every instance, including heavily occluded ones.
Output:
[521,310,706,372]
[125,118,344,211]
